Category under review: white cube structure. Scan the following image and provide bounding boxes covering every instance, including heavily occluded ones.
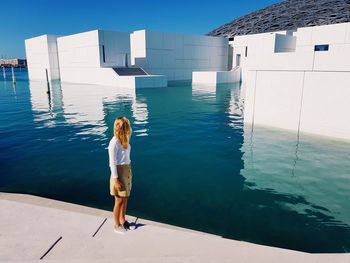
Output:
[57,29,167,88]
[235,22,350,140]
[26,30,167,88]
[131,30,229,81]
[25,35,60,81]
[57,30,131,86]
[192,68,240,85]
[26,29,230,88]
[24,23,350,139]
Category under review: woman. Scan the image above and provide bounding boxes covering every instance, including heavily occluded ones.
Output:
[108,117,133,234]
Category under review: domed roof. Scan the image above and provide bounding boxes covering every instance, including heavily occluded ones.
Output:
[207,0,350,38]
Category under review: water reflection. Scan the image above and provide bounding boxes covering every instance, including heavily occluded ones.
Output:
[29,81,149,137]
[131,97,149,137]
[226,84,244,130]
[242,125,350,224]
[240,124,350,251]
[62,83,133,136]
[192,84,216,100]
[29,80,64,127]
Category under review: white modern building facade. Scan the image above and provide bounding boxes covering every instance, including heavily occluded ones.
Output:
[230,22,350,141]
[25,34,61,81]
[25,29,231,88]
[25,22,350,140]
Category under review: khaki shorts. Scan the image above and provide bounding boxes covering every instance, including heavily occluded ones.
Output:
[110,164,132,197]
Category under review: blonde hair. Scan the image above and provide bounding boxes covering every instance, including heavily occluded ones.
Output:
[114,117,132,149]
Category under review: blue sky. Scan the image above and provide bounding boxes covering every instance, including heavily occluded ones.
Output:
[0,0,281,58]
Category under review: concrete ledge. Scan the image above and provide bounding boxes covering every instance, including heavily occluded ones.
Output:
[0,192,203,234]
[1,193,349,262]
[192,67,241,85]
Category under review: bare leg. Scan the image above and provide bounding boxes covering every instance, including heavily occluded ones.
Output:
[113,196,123,228]
[119,197,127,224]
[123,198,128,221]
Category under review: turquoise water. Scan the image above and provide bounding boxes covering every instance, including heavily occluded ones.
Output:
[1,69,350,252]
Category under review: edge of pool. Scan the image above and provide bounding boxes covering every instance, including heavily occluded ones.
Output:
[1,192,349,263]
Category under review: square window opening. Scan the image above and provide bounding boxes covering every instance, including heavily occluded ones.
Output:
[314,44,329,51]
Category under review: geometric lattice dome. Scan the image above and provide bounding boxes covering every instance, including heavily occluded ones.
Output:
[207,0,350,38]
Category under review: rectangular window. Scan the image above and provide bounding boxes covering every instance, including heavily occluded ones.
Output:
[314,44,329,51]
[245,46,248,57]
[236,54,241,66]
[102,45,106,63]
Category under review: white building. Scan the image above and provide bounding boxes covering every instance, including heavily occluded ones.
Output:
[25,22,350,140]
[130,30,230,82]
[227,22,350,141]
[25,29,230,88]
[25,35,61,81]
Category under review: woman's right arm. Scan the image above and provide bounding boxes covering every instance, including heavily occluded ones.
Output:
[108,140,122,190]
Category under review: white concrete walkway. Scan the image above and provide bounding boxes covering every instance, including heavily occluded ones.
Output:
[1,193,349,263]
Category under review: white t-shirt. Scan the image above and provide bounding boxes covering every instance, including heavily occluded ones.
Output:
[108,137,131,179]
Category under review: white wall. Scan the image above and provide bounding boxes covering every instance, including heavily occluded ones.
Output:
[99,30,131,67]
[313,44,350,71]
[58,30,108,85]
[245,71,304,133]
[296,23,350,48]
[192,67,241,84]
[130,30,146,65]
[239,22,350,140]
[57,30,133,87]
[299,71,350,139]
[56,29,167,88]
[233,22,350,76]
[25,35,60,81]
[131,30,229,81]
[26,29,229,87]
[244,70,350,140]
[57,30,101,76]
[232,31,314,81]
